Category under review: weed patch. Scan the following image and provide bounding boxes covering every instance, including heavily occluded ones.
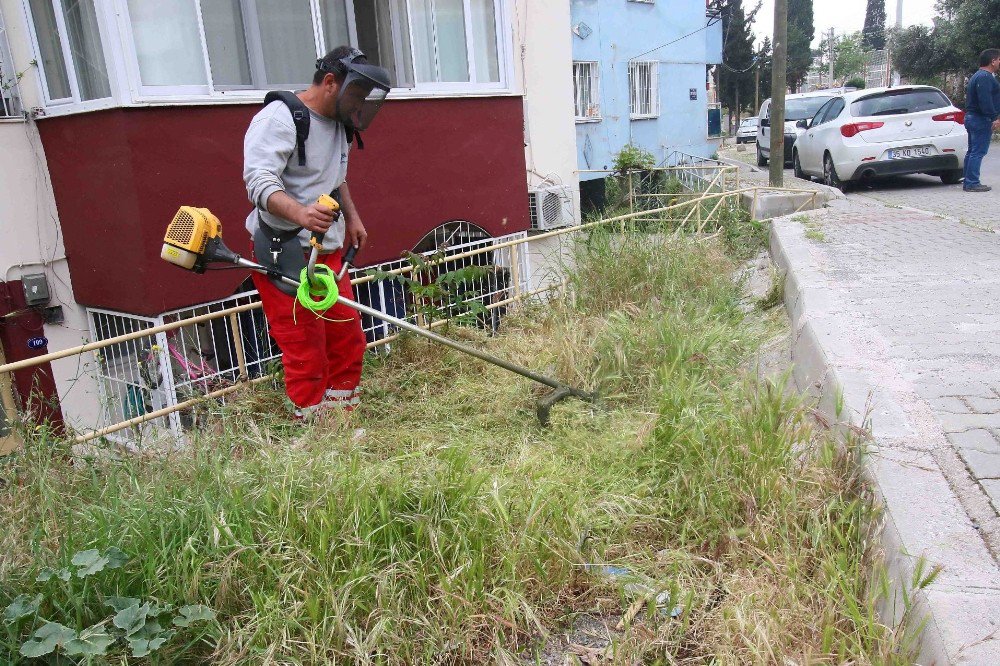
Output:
[1,230,905,664]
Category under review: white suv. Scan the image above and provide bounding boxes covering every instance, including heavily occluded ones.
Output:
[757,91,839,166]
[791,85,967,190]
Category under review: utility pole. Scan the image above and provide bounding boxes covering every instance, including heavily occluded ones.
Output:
[892,0,903,85]
[769,0,788,187]
[754,65,760,115]
[828,28,835,86]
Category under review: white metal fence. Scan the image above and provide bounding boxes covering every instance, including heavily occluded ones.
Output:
[865,50,891,89]
[85,231,530,446]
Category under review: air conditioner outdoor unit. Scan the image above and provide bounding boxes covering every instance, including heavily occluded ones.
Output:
[528,185,575,231]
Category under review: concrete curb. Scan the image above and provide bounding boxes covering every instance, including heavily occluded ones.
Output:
[770,212,1000,665]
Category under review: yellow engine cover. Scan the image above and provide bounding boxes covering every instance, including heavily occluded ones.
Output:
[163,206,222,254]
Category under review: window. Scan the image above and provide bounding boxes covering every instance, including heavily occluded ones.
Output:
[118,0,502,97]
[817,98,844,125]
[850,88,950,117]
[628,60,658,119]
[0,7,22,117]
[784,95,835,121]
[810,99,835,126]
[409,0,499,84]
[573,61,599,121]
[26,0,111,104]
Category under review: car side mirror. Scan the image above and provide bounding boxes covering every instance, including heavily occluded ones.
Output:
[796,119,809,129]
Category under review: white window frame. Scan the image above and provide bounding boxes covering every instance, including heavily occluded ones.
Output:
[23,0,514,116]
[572,61,600,122]
[628,60,658,120]
[404,0,507,93]
[21,0,117,109]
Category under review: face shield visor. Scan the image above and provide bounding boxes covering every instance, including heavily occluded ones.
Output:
[318,52,392,131]
[337,66,391,130]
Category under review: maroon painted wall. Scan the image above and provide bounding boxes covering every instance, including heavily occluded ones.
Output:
[36,96,530,316]
[0,280,64,430]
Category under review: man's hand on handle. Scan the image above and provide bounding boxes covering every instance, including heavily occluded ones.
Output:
[296,202,336,234]
[345,216,368,251]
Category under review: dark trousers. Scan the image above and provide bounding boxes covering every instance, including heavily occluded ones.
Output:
[964,114,993,188]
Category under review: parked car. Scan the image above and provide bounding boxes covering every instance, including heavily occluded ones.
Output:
[757,91,839,166]
[735,117,758,143]
[791,85,967,190]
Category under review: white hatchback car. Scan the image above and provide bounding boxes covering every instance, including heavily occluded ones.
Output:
[792,85,967,190]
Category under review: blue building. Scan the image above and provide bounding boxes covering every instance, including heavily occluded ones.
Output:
[570,0,723,203]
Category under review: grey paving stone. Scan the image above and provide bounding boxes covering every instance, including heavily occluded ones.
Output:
[937,411,1000,433]
[981,479,1000,514]
[929,396,972,414]
[966,396,1000,414]
[960,449,1000,479]
[946,429,1000,453]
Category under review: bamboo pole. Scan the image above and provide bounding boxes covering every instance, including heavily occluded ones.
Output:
[228,313,249,381]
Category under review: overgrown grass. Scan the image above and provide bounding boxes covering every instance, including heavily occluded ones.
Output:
[1,227,910,664]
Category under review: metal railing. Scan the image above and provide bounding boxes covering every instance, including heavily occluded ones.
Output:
[0,183,805,448]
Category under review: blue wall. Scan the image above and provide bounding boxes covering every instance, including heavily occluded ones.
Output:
[571,0,723,181]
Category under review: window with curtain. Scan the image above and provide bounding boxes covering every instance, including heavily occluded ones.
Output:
[127,0,207,86]
[409,0,499,84]
[28,0,110,102]
[351,0,413,88]
[573,62,600,120]
[0,11,21,116]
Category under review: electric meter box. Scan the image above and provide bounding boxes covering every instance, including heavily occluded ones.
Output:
[22,273,50,307]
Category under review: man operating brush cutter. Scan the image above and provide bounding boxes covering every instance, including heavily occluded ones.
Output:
[243,46,390,419]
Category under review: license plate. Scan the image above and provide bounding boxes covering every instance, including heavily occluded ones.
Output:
[888,146,932,159]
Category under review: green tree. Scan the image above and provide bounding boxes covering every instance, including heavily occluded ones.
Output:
[862,0,887,50]
[833,31,867,80]
[890,0,998,102]
[787,0,815,92]
[718,0,761,130]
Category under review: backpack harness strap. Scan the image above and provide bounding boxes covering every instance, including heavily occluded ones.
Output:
[264,90,311,165]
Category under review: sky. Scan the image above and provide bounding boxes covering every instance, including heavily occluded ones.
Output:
[750,0,939,47]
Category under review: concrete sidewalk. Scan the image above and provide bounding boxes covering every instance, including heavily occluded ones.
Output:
[771,197,1000,664]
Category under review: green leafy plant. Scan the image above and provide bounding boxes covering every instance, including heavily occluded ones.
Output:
[3,547,215,662]
[371,250,492,330]
[611,144,656,173]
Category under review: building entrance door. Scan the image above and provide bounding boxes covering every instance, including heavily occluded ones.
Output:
[0,346,22,454]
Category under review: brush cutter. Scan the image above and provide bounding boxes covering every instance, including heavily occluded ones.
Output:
[160,204,595,424]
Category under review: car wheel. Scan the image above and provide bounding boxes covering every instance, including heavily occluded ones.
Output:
[940,168,964,185]
[756,144,768,167]
[824,154,847,192]
[793,151,808,180]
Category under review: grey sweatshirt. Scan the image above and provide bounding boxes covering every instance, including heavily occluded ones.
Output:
[244,100,350,250]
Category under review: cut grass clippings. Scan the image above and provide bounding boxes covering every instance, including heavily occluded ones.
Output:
[1,226,911,664]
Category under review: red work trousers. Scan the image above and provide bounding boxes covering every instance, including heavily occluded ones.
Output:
[252,251,366,411]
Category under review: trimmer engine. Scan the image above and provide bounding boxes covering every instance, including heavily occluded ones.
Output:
[161,206,240,272]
